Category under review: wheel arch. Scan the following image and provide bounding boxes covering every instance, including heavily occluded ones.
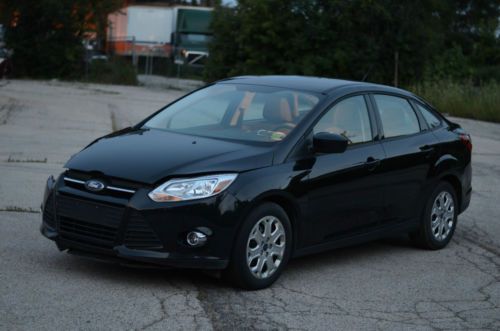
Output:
[235,190,302,256]
[432,154,458,176]
[432,153,463,208]
[438,173,462,209]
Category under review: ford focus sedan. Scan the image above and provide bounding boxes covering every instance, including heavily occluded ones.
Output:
[41,76,472,289]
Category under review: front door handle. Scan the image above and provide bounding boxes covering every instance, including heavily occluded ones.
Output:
[365,157,380,171]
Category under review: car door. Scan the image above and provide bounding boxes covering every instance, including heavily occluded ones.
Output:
[302,95,388,246]
[371,93,440,223]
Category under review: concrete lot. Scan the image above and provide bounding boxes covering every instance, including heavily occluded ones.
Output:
[0,79,499,330]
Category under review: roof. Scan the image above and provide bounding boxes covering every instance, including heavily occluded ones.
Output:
[217,75,411,95]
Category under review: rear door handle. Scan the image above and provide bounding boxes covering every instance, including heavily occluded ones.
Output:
[365,157,380,171]
[420,145,435,158]
[420,145,435,153]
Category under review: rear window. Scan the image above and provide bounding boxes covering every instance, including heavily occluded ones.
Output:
[415,103,442,129]
[374,95,420,138]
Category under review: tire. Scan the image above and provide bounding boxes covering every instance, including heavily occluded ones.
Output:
[225,202,292,290]
[411,181,458,250]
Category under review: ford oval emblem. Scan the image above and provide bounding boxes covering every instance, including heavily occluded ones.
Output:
[85,179,105,192]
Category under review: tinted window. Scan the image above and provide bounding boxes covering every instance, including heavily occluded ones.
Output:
[144,84,320,143]
[314,96,372,144]
[374,95,420,138]
[415,103,441,129]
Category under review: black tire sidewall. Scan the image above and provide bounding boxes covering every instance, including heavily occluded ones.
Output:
[420,182,458,249]
[227,202,292,290]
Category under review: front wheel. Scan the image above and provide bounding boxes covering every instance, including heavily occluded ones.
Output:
[411,181,458,250]
[225,202,292,290]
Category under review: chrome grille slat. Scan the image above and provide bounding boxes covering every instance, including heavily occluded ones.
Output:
[63,177,136,196]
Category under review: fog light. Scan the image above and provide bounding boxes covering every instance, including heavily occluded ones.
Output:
[186,231,207,247]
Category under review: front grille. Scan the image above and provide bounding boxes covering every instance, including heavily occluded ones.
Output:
[59,217,118,248]
[43,193,56,228]
[63,170,140,199]
[56,195,123,248]
[124,212,163,250]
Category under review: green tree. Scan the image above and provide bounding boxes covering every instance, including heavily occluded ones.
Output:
[0,0,123,78]
[205,0,500,85]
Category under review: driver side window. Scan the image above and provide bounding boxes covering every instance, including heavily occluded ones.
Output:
[313,96,372,144]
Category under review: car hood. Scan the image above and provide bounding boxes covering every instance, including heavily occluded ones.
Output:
[65,128,274,184]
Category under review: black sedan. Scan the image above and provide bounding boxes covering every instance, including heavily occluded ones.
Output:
[41,76,472,289]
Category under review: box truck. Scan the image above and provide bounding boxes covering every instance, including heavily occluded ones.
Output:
[108,5,213,65]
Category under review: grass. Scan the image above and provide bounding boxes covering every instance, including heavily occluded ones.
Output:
[409,80,500,123]
[85,57,138,86]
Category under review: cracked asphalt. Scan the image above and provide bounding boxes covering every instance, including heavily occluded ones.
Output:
[0,79,499,330]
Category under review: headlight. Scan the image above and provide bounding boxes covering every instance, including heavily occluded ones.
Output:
[148,174,238,202]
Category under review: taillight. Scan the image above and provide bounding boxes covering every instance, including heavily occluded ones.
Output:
[460,133,472,152]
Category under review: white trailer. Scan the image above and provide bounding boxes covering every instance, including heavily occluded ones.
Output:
[107,5,213,63]
[126,6,174,44]
[108,6,174,58]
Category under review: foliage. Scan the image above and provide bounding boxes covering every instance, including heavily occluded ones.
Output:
[86,57,138,85]
[0,0,123,79]
[205,0,500,85]
[410,80,500,123]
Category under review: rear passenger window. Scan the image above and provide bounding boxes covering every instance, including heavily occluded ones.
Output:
[374,95,420,138]
[415,103,441,129]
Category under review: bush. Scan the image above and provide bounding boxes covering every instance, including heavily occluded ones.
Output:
[86,57,138,85]
[409,80,500,123]
[2,0,123,79]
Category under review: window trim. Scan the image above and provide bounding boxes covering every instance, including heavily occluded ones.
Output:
[308,93,379,149]
[369,92,427,142]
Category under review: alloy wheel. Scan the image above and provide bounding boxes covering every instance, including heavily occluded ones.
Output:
[246,216,286,279]
[430,191,455,241]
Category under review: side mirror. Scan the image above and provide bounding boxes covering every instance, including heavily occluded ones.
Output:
[313,132,348,154]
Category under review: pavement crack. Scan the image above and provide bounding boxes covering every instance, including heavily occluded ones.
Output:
[0,97,19,124]
[0,206,40,213]
[137,291,170,331]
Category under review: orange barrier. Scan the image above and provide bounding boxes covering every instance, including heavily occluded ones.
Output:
[107,40,173,57]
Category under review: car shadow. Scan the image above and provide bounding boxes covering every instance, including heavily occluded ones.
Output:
[50,235,418,289]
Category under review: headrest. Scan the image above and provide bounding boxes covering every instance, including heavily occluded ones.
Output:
[263,95,293,123]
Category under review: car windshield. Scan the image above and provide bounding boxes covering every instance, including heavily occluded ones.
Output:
[143,84,321,143]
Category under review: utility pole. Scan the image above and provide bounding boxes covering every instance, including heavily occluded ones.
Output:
[132,36,138,68]
[394,50,399,87]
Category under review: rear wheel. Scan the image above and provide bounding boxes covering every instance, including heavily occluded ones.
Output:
[225,202,292,290]
[411,182,458,249]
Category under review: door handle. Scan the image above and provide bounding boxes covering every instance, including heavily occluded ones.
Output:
[420,145,435,153]
[365,157,380,171]
[420,145,435,158]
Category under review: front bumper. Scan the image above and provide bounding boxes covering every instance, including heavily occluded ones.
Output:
[40,173,238,270]
[41,224,228,269]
